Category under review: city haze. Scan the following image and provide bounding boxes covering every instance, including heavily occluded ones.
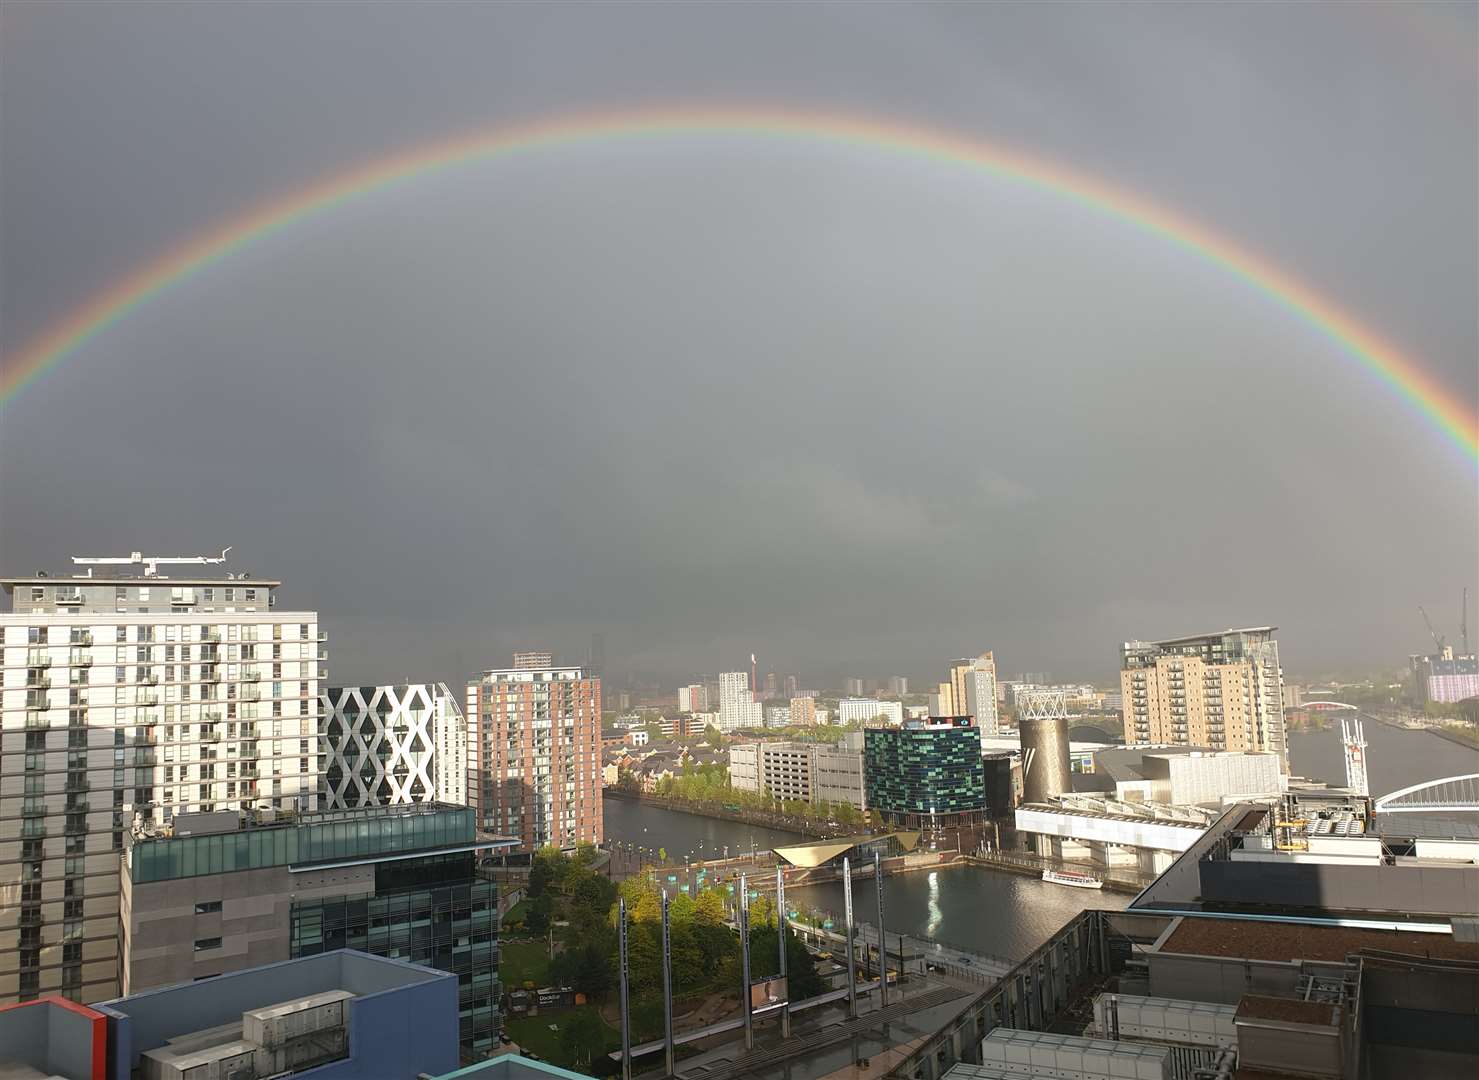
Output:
[2,2,1476,687]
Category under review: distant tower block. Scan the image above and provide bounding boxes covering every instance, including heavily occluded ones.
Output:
[1019,689,1071,804]
[1341,715,1369,796]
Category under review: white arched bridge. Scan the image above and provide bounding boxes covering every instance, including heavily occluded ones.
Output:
[1374,774,1479,814]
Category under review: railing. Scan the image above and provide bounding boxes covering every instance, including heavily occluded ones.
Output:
[27,652,52,667]
[25,712,50,730]
[27,675,51,689]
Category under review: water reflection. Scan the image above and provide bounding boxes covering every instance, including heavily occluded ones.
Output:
[926,871,942,937]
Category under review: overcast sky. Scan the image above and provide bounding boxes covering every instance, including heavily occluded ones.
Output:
[2,2,1475,688]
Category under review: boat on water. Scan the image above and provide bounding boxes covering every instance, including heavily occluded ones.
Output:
[1041,868,1103,890]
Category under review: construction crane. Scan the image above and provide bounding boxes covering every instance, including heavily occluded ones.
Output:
[1418,606,1446,655]
[1463,587,1471,658]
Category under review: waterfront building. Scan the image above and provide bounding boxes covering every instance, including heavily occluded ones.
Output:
[466,661,602,852]
[1,552,323,1005]
[863,718,986,830]
[319,684,466,809]
[838,697,904,726]
[727,743,760,792]
[814,744,867,811]
[1081,746,1283,805]
[717,671,763,731]
[790,696,817,726]
[1120,627,1287,759]
[103,950,459,1080]
[1410,647,1479,705]
[1015,796,1215,877]
[120,803,508,1058]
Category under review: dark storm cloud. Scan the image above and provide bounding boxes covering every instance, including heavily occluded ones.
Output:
[2,1,1475,687]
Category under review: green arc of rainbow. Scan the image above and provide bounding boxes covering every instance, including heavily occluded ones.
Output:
[2,105,1475,463]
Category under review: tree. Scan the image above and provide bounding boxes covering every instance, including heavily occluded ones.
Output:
[747,923,825,1001]
[526,893,554,936]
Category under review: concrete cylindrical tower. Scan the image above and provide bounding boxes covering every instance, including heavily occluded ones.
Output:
[1019,715,1071,804]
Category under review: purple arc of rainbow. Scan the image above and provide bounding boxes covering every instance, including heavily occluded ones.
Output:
[2,106,1475,462]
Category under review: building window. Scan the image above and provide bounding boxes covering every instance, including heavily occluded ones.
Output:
[194,937,223,951]
[195,900,223,914]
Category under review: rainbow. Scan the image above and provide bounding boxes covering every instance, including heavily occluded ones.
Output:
[2,105,1475,462]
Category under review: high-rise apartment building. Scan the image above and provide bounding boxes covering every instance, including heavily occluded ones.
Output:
[838,697,904,726]
[717,671,763,732]
[319,684,466,809]
[789,696,817,726]
[1120,628,1287,759]
[511,651,553,671]
[951,652,999,738]
[784,674,799,695]
[466,662,601,852]
[1,551,322,1005]
[677,683,709,713]
[844,677,866,697]
[886,676,909,696]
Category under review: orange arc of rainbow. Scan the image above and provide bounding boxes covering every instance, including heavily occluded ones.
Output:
[2,106,1475,462]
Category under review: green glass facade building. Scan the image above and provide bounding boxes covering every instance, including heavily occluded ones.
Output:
[863,720,987,829]
[122,804,506,1061]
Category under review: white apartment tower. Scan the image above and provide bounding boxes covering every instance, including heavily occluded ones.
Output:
[718,671,763,732]
[319,683,466,809]
[1,551,322,1006]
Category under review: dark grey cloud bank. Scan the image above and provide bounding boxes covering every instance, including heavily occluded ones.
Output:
[2,2,1475,687]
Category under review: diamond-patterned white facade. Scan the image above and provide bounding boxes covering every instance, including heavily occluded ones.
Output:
[319,683,466,808]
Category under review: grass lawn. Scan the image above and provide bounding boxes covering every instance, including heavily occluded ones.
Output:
[504,1005,619,1070]
[500,939,552,989]
[503,899,530,927]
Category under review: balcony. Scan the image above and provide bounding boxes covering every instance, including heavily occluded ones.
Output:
[20,822,47,839]
[136,692,160,706]
[55,594,84,606]
[240,688,262,702]
[26,675,52,690]
[67,775,90,792]
[66,800,90,815]
[138,672,159,686]
[242,669,262,682]
[27,652,52,668]
[21,800,47,818]
[201,630,222,643]
[24,712,50,730]
[70,652,93,667]
[201,670,221,683]
[19,910,43,927]
[70,631,93,646]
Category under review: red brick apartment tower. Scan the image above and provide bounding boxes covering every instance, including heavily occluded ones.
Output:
[466,661,602,853]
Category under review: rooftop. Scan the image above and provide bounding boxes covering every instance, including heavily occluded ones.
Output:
[1158,916,1479,964]
[125,803,515,884]
[1126,626,1277,648]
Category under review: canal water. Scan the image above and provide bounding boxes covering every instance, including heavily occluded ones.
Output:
[1287,718,1478,796]
[602,796,810,863]
[603,798,1125,961]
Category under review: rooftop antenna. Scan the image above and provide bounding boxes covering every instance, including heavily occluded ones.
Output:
[72,547,231,578]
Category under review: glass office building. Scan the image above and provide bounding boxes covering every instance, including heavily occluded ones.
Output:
[863,719,987,829]
[122,804,504,1061]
